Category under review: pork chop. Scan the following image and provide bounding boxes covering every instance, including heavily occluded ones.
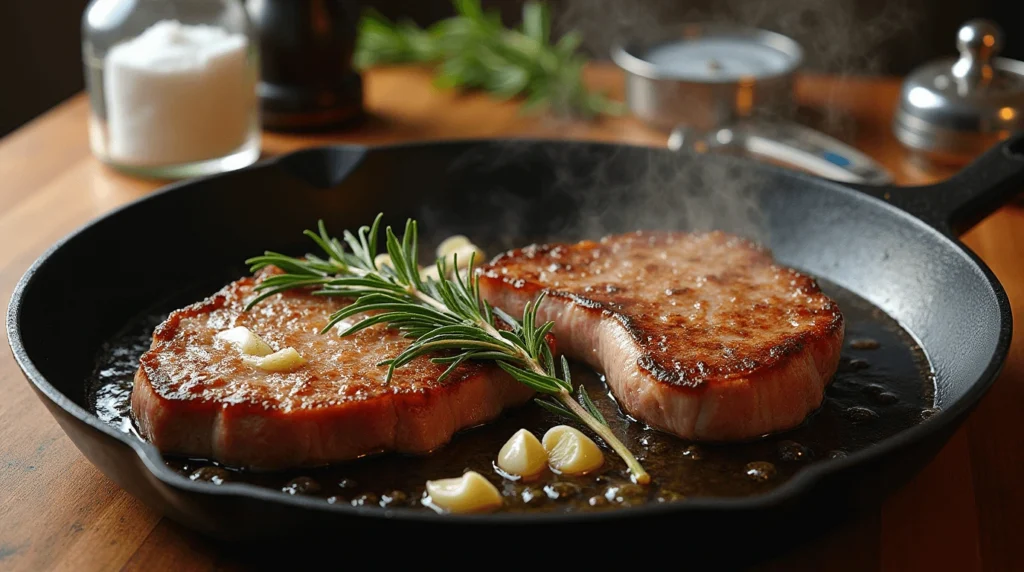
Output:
[479,230,844,441]
[132,272,533,470]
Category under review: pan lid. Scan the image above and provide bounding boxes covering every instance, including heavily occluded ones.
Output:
[894,19,1024,162]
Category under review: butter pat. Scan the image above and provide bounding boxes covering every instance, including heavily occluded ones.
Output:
[215,326,273,356]
[242,347,306,372]
[497,429,548,479]
[543,425,604,475]
[425,471,503,514]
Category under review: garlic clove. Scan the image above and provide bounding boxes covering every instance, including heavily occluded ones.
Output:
[215,326,274,356]
[436,235,472,258]
[426,236,487,280]
[424,471,503,514]
[374,253,393,270]
[242,347,305,372]
[419,264,442,282]
[443,243,487,271]
[496,429,548,479]
[542,425,604,476]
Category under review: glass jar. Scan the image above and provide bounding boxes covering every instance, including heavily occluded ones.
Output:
[83,0,261,179]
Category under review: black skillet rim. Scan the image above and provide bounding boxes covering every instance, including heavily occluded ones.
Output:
[6,138,1013,525]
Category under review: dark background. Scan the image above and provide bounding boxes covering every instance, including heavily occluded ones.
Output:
[1,0,1020,137]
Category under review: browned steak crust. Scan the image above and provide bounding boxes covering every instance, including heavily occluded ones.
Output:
[479,231,844,440]
[132,272,532,469]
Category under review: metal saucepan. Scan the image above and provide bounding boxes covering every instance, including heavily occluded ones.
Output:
[7,134,1023,551]
[613,23,895,185]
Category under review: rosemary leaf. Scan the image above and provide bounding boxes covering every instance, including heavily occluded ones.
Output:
[535,396,578,421]
[577,382,607,427]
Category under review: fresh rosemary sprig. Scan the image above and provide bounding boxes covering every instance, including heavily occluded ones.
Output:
[244,215,650,485]
[354,0,622,119]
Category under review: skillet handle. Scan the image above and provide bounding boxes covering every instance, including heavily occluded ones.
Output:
[853,132,1024,236]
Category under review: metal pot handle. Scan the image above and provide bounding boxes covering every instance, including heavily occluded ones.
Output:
[669,119,893,185]
[851,132,1024,236]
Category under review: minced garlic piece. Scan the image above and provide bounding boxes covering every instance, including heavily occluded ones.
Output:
[215,326,273,356]
[424,471,503,514]
[497,429,548,479]
[242,347,305,372]
[542,425,604,475]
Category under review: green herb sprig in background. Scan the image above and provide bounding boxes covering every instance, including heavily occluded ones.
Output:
[354,0,622,119]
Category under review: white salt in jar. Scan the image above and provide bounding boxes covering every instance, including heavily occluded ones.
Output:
[83,0,260,178]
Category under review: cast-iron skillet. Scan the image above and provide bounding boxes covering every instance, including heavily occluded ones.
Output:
[7,134,1024,546]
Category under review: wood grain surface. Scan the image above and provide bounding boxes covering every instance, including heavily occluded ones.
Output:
[1,66,1022,571]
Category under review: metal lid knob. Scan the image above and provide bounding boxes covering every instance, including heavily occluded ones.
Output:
[952,19,1003,93]
[893,19,1024,163]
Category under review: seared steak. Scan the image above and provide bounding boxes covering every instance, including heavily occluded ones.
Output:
[479,231,844,441]
[132,273,532,470]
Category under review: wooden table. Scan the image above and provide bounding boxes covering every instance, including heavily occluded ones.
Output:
[1,66,1022,571]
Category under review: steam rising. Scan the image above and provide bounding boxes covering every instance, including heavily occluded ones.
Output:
[561,0,915,131]
[418,141,768,255]
[421,0,916,254]
[558,0,916,74]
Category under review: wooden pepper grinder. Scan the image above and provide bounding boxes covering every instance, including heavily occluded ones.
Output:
[245,0,364,132]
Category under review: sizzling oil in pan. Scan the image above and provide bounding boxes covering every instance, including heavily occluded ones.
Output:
[88,278,935,513]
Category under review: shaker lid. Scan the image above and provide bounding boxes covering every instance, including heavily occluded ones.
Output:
[894,19,1024,159]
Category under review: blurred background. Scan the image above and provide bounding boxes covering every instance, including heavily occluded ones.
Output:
[2,0,1020,137]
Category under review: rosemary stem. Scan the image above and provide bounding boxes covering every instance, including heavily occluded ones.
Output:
[557,389,651,485]
[412,285,530,359]
[413,280,647,485]
[413,281,650,484]
[411,287,450,313]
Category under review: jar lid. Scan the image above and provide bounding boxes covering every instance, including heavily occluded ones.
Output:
[894,19,1024,161]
